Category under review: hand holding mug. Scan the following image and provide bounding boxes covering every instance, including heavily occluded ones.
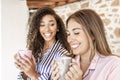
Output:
[51,56,72,80]
[14,50,38,79]
[65,56,83,80]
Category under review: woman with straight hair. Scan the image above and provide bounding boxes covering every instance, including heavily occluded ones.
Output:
[51,9,120,80]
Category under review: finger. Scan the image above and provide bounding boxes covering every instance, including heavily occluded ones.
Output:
[55,72,59,79]
[51,68,59,80]
[70,63,83,79]
[22,55,32,65]
[51,60,55,66]
[69,62,78,73]
[66,71,73,79]
[20,54,37,71]
[72,55,80,66]
[65,74,71,80]
[69,67,77,79]
[15,57,29,70]
[72,64,82,74]
[14,61,23,71]
[14,53,21,61]
[51,65,58,77]
[31,55,36,65]
[14,56,22,66]
[14,53,27,71]
[18,58,30,69]
[51,62,60,80]
[51,61,57,73]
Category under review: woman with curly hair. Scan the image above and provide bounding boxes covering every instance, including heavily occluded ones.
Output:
[14,7,71,80]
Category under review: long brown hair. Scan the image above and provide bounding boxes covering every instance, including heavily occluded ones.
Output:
[66,9,112,56]
[27,7,71,60]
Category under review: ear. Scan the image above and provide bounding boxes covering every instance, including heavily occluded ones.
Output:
[57,29,59,32]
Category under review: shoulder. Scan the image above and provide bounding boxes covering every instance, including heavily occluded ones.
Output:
[106,55,120,63]
[91,54,120,80]
[99,54,120,67]
[109,55,120,65]
[55,40,68,53]
[53,40,69,57]
[55,47,68,57]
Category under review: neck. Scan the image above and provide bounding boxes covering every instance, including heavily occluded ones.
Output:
[80,48,94,63]
[42,40,56,54]
[44,40,56,49]
[80,49,92,74]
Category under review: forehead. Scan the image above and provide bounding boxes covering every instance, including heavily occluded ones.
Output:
[41,14,55,22]
[67,19,83,30]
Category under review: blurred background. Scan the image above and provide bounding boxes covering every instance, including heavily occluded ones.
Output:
[1,0,120,80]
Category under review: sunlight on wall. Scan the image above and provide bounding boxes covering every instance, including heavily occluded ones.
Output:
[54,0,120,55]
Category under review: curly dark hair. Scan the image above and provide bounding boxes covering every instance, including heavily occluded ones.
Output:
[27,7,71,60]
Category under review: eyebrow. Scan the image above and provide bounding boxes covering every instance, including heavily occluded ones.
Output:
[40,20,55,23]
[66,28,82,32]
[72,28,82,31]
[49,20,55,22]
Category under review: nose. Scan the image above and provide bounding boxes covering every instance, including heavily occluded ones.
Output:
[45,25,50,31]
[67,34,75,43]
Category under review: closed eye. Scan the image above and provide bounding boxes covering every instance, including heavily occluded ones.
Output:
[74,32,80,35]
[66,31,70,36]
[67,33,70,36]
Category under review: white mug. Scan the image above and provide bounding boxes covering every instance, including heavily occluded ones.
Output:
[55,56,72,80]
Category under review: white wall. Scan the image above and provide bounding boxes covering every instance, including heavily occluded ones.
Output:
[0,0,2,79]
[1,0,28,80]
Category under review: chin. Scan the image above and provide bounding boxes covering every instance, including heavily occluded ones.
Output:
[44,38,52,41]
[72,51,80,55]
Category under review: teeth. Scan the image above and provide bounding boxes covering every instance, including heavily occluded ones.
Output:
[44,33,51,37]
[71,44,79,48]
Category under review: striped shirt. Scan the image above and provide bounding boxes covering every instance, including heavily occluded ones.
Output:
[17,40,68,80]
[37,40,68,80]
[83,53,120,80]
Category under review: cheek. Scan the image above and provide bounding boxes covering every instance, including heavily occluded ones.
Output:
[52,29,57,36]
[39,28,42,34]
[51,25,57,32]
[67,37,70,42]
[53,28,57,32]
[81,37,90,51]
[39,28,44,37]
[83,40,90,49]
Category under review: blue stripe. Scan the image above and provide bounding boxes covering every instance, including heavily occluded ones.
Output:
[17,40,68,80]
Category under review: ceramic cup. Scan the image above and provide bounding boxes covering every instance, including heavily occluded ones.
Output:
[55,56,72,80]
[18,50,32,59]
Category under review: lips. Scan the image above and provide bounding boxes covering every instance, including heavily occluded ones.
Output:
[70,43,80,49]
[44,33,52,38]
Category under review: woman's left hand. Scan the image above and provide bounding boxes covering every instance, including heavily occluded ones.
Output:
[64,56,83,80]
[51,60,60,80]
[14,53,39,79]
[65,63,83,80]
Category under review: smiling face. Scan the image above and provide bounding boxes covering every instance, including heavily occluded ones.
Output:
[39,14,57,43]
[66,19,90,56]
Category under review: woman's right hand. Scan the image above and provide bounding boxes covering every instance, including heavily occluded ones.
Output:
[51,60,60,80]
[65,56,83,80]
[14,52,39,80]
[14,53,21,69]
